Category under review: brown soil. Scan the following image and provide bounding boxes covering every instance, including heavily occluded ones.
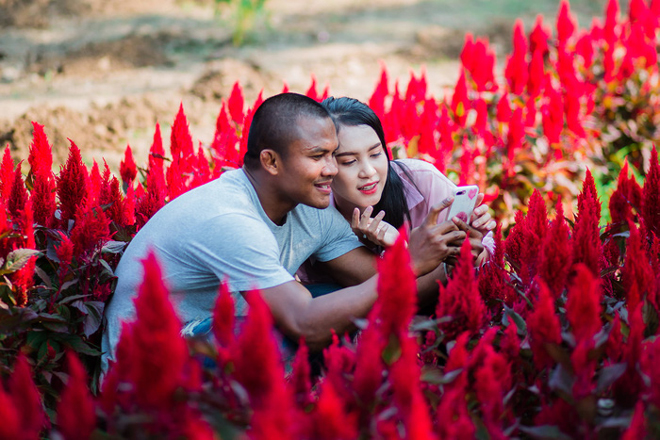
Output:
[0,0,606,171]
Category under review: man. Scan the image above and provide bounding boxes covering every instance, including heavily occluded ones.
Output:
[101,93,465,372]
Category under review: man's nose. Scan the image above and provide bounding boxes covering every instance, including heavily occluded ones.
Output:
[322,156,338,177]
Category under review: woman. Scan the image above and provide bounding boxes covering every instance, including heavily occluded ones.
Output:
[321,96,495,269]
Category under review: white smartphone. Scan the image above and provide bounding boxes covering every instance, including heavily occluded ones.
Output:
[446,185,479,224]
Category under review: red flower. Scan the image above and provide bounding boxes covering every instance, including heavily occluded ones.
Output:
[170,103,194,162]
[622,222,655,312]
[228,80,245,125]
[119,144,137,184]
[622,401,647,440]
[0,147,15,202]
[641,336,660,409]
[369,63,389,122]
[437,239,486,339]
[418,98,438,155]
[604,0,620,45]
[556,0,576,46]
[70,199,111,258]
[538,201,572,297]
[9,354,46,437]
[566,263,602,343]
[389,336,435,440]
[496,93,511,124]
[527,49,545,97]
[352,324,384,406]
[571,339,597,400]
[451,69,470,126]
[129,250,188,409]
[576,32,594,68]
[8,162,29,221]
[572,170,603,277]
[436,386,475,440]
[527,281,562,370]
[57,351,96,440]
[56,140,89,229]
[305,75,319,102]
[475,346,510,439]
[505,20,528,95]
[530,14,551,55]
[212,281,235,365]
[542,80,564,145]
[211,102,241,169]
[304,379,357,440]
[289,338,313,409]
[642,146,660,238]
[0,384,20,439]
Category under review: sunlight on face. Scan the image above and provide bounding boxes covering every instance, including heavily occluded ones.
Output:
[331,124,389,214]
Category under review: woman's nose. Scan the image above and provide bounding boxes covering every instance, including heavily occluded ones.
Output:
[358,161,376,178]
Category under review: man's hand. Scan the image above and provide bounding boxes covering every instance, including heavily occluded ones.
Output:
[408,197,466,277]
[351,206,399,248]
[452,217,485,262]
[470,193,496,235]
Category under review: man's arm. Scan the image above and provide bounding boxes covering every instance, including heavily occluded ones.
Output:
[257,276,378,352]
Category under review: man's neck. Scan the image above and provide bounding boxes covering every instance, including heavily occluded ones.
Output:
[332,193,359,223]
[243,167,296,226]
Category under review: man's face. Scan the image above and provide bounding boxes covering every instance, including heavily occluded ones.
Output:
[277,116,339,209]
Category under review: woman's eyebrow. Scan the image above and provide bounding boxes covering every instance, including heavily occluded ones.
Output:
[335,142,381,157]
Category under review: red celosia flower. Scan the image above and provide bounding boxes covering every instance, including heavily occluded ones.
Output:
[606,312,623,362]
[445,332,470,377]
[460,33,474,72]
[384,82,404,144]
[305,75,319,102]
[212,280,234,365]
[622,222,655,312]
[542,80,564,145]
[228,81,246,125]
[504,20,528,95]
[322,332,356,403]
[304,379,357,440]
[572,170,603,277]
[418,98,439,155]
[527,281,562,370]
[231,290,293,439]
[435,105,454,171]
[369,63,389,122]
[9,354,46,437]
[0,384,20,439]
[87,161,102,205]
[642,146,660,238]
[437,239,486,339]
[27,122,53,178]
[55,231,74,276]
[538,201,572,297]
[496,93,511,124]
[576,32,594,68]
[500,320,520,362]
[612,303,645,406]
[0,146,15,202]
[289,338,313,409]
[436,386,475,440]
[479,225,516,307]
[70,199,111,258]
[389,336,435,440]
[12,199,36,306]
[120,144,137,184]
[129,249,188,409]
[556,0,576,46]
[471,38,497,92]
[530,14,551,55]
[475,345,510,439]
[211,102,241,169]
[604,0,620,45]
[641,336,660,409]
[451,69,470,126]
[566,263,602,343]
[527,49,545,98]
[352,324,385,406]
[571,339,597,400]
[30,167,56,228]
[622,401,647,440]
[57,351,96,440]
[8,163,29,221]
[170,103,194,162]
[374,228,417,337]
[56,140,89,229]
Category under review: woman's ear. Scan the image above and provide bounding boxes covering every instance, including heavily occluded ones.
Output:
[260,149,280,176]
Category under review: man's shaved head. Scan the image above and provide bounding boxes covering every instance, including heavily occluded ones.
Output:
[243,92,332,169]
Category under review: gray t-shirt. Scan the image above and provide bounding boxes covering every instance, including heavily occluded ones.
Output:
[101,168,361,370]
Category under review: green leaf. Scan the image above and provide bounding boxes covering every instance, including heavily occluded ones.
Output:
[53,334,102,357]
[503,304,527,335]
[518,425,572,439]
[0,249,41,275]
[596,363,627,393]
[0,308,39,333]
[102,240,127,254]
[420,366,463,385]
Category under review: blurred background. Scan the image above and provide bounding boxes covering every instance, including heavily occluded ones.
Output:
[0,0,607,170]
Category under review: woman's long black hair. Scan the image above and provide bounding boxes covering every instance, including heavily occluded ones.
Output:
[321,97,412,229]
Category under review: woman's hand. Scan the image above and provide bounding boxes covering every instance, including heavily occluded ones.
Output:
[451,217,485,262]
[351,206,399,248]
[470,193,496,235]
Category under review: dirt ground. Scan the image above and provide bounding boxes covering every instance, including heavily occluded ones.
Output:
[0,0,607,171]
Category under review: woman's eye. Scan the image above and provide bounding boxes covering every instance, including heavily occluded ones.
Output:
[340,160,356,166]
[371,152,382,158]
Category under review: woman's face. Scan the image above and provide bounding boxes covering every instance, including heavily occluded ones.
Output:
[331,124,389,212]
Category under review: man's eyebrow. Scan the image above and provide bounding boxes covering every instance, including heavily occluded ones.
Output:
[306,146,332,154]
[334,142,382,157]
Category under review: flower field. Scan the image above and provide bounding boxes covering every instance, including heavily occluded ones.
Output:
[2,0,660,438]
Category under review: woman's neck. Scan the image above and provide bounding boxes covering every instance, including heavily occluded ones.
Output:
[333,193,361,222]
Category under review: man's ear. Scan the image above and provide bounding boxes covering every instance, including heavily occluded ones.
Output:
[260,149,280,176]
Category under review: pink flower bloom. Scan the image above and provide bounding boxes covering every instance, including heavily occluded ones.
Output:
[451,69,470,126]
[556,0,576,46]
[530,14,551,55]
